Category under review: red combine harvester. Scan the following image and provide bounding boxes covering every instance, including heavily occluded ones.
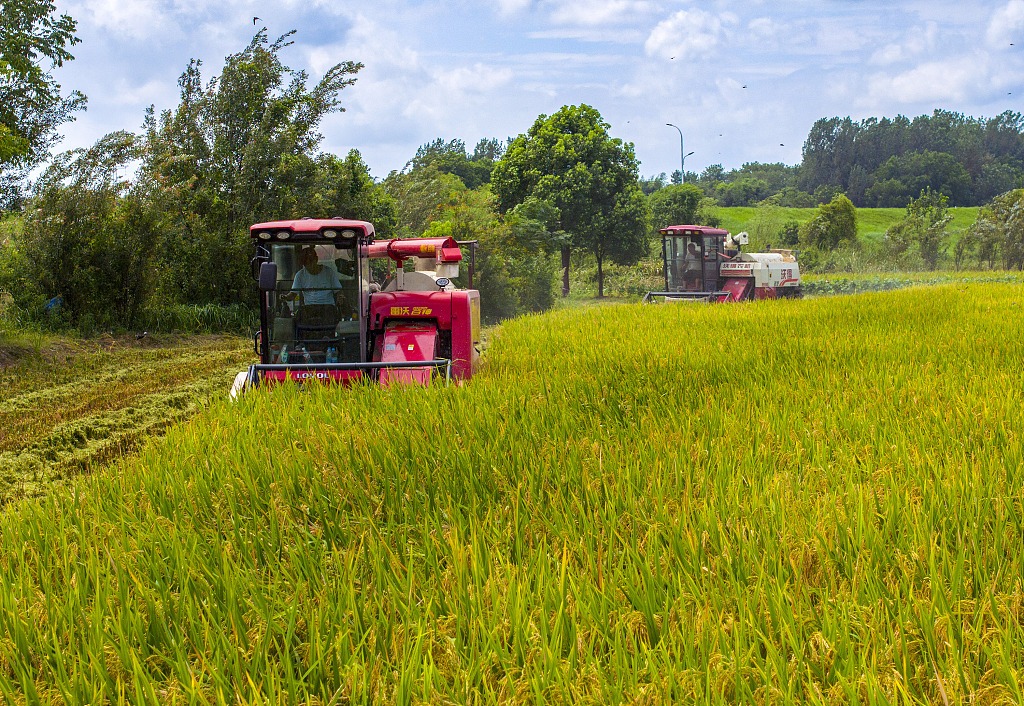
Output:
[644,224,801,303]
[230,218,481,396]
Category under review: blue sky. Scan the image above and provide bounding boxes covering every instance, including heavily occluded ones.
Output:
[52,0,1024,181]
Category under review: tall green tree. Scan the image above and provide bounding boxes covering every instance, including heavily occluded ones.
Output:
[491,104,649,297]
[647,181,712,228]
[141,30,365,305]
[20,132,158,329]
[884,188,952,269]
[969,189,1024,270]
[408,138,501,189]
[0,0,84,205]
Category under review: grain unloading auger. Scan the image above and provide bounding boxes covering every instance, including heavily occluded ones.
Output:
[230,219,481,397]
[644,225,802,303]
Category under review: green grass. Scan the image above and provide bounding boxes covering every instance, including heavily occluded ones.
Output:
[0,284,1021,703]
[715,206,980,244]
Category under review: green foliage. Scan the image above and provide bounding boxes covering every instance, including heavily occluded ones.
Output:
[301,150,398,237]
[866,150,972,207]
[799,193,858,250]
[0,0,85,205]
[967,189,1024,270]
[884,188,952,270]
[18,132,157,329]
[408,138,503,189]
[415,180,556,323]
[779,219,800,246]
[799,110,1024,207]
[492,104,649,297]
[384,165,466,239]
[638,172,668,195]
[141,30,370,306]
[647,183,704,230]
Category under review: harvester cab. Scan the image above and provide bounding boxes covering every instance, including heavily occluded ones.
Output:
[644,225,801,303]
[230,219,481,397]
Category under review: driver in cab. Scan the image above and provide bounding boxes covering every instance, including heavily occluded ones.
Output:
[289,246,344,325]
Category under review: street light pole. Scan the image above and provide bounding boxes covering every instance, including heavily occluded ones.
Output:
[666,123,694,183]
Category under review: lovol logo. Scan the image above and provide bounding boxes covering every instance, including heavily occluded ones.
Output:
[293,371,333,380]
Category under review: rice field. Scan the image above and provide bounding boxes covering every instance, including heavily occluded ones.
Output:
[0,284,1022,703]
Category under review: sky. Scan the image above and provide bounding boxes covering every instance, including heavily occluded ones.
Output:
[50,0,1024,182]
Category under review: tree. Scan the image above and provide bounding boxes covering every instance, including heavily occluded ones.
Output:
[715,177,771,206]
[969,189,1024,270]
[648,183,704,230]
[866,150,973,206]
[491,104,649,297]
[411,177,556,322]
[384,165,466,238]
[141,30,364,305]
[799,193,857,250]
[0,0,85,206]
[20,132,158,329]
[639,172,667,195]
[884,188,952,269]
[293,150,396,235]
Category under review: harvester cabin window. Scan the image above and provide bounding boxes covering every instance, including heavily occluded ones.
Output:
[703,235,718,260]
[266,242,360,363]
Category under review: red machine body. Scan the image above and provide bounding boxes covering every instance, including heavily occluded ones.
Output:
[233,219,481,395]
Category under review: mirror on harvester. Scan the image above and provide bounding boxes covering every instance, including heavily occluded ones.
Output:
[259,262,278,292]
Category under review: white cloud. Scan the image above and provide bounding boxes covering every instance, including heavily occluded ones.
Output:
[549,0,653,27]
[865,57,987,105]
[493,0,533,17]
[307,14,419,75]
[433,63,514,96]
[869,22,938,65]
[645,9,735,60]
[78,0,169,40]
[987,0,1024,44]
[748,17,785,41]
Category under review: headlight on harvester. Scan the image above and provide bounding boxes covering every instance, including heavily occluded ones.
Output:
[323,229,338,239]
[257,231,272,240]
[341,229,357,239]
[276,231,291,240]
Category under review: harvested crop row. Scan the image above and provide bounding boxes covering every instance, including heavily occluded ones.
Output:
[0,336,248,503]
[0,285,1021,704]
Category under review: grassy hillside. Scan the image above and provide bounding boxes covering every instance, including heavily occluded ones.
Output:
[0,284,1021,703]
[716,206,979,244]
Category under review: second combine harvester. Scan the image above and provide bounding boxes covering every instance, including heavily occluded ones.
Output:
[645,224,801,302]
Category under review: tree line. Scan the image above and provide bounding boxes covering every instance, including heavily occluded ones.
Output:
[1,3,1023,334]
